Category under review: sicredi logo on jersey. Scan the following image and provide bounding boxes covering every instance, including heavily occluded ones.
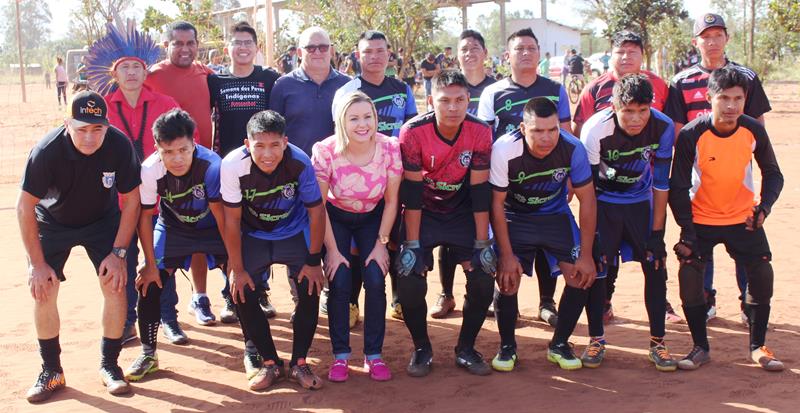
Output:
[71,91,109,126]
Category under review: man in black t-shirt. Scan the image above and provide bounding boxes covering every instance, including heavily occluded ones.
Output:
[567,49,585,77]
[208,22,281,321]
[20,91,142,402]
[420,53,440,99]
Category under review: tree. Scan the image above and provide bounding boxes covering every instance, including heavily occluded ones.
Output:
[603,0,687,69]
[288,0,441,61]
[769,0,800,33]
[141,6,172,36]
[476,9,535,57]
[68,0,133,46]
[1,1,52,56]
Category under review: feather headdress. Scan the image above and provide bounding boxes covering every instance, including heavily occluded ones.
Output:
[86,23,161,95]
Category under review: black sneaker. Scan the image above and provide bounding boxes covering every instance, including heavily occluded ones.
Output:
[406,347,433,377]
[491,344,518,372]
[162,320,189,345]
[455,347,492,376]
[99,365,131,395]
[220,294,239,324]
[538,303,558,327]
[244,351,263,380]
[547,342,582,370]
[26,368,66,403]
[259,291,277,319]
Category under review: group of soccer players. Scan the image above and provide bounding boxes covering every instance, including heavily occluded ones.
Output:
[20,12,785,405]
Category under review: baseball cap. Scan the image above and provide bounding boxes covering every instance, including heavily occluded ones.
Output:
[694,13,727,36]
[70,91,109,126]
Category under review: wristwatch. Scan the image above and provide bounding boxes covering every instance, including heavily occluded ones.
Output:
[111,247,128,260]
[378,235,390,245]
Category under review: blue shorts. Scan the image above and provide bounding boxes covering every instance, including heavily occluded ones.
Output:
[154,224,227,270]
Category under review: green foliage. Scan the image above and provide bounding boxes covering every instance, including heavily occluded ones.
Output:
[769,0,800,33]
[650,17,693,77]
[603,0,687,69]
[141,7,172,36]
[171,0,223,42]
[288,0,441,60]
[476,9,536,57]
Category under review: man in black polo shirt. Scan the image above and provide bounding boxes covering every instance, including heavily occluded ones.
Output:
[19,91,142,402]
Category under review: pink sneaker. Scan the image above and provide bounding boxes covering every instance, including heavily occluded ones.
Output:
[364,357,392,381]
[328,359,348,382]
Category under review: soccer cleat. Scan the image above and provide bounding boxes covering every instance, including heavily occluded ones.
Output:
[125,354,159,381]
[705,292,717,322]
[390,302,404,320]
[406,347,433,377]
[455,347,492,376]
[328,359,349,382]
[249,363,284,391]
[121,323,138,345]
[289,363,323,390]
[430,293,456,319]
[188,296,216,326]
[244,352,263,380]
[677,346,711,370]
[349,303,360,328]
[648,339,677,372]
[491,344,518,372]
[706,305,717,322]
[751,346,784,372]
[26,368,66,403]
[538,304,558,327]
[547,342,582,370]
[220,294,239,324]
[580,338,606,369]
[603,302,615,325]
[99,365,131,395]
[259,291,277,319]
[162,320,189,345]
[364,357,392,381]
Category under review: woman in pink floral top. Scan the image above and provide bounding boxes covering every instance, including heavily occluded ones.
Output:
[312,91,402,382]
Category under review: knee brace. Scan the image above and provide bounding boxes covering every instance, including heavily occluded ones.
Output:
[743,259,774,306]
[678,259,706,308]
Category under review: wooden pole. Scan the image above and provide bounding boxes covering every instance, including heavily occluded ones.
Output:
[15,0,27,103]
[265,0,275,69]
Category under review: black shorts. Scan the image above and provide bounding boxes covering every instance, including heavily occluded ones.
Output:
[154,224,227,271]
[402,207,476,269]
[39,212,120,281]
[597,200,651,263]
[693,223,771,264]
[242,229,309,286]
[506,212,580,275]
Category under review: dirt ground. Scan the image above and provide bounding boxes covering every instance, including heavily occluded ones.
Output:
[1,81,799,413]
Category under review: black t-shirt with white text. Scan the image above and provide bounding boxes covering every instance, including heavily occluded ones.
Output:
[208,65,281,157]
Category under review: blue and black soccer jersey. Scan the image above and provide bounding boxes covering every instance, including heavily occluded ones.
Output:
[580,108,675,204]
[221,143,322,240]
[490,129,592,215]
[477,76,570,138]
[140,144,222,232]
[467,75,496,116]
[332,76,417,137]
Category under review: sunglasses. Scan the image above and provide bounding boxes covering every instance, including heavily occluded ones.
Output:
[303,44,331,53]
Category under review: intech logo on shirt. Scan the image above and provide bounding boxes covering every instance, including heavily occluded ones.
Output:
[102,172,116,189]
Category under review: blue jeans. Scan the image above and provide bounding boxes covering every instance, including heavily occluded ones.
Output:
[326,202,386,358]
[125,234,179,327]
[424,78,432,96]
[703,252,748,302]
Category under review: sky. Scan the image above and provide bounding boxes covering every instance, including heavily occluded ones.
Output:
[46,0,713,41]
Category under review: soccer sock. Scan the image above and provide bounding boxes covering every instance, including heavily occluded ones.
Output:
[291,277,320,367]
[682,304,709,351]
[748,303,771,351]
[39,336,62,373]
[438,247,456,298]
[642,261,667,338]
[586,277,607,337]
[551,286,589,346]
[494,290,519,348]
[138,281,163,356]
[605,265,619,302]
[100,337,123,368]
[535,251,556,307]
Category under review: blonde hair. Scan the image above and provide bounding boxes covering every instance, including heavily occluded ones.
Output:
[333,91,377,154]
